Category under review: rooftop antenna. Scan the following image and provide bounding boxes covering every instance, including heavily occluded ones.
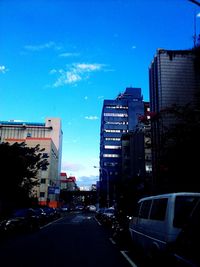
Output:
[188,0,200,47]
[194,9,197,47]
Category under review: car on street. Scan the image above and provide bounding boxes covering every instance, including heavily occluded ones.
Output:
[86,205,97,212]
[129,192,200,262]
[100,207,115,227]
[34,207,48,226]
[3,208,40,234]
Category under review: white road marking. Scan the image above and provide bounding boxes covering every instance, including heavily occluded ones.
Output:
[120,251,138,267]
[109,237,116,245]
[40,217,64,229]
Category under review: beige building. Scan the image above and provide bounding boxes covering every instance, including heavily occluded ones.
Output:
[0,118,63,207]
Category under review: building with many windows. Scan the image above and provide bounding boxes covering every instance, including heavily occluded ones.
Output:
[99,87,144,207]
[149,48,200,191]
[0,118,63,207]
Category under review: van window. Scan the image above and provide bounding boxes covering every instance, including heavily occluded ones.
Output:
[149,198,168,221]
[139,200,152,219]
[134,202,142,217]
[174,196,200,228]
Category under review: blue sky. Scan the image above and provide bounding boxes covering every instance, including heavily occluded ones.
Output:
[0,0,199,188]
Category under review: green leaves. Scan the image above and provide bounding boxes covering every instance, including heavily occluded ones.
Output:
[0,142,49,208]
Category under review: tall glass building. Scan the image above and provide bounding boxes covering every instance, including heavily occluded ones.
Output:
[99,87,144,207]
[149,48,200,191]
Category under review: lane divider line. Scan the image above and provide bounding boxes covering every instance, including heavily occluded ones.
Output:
[120,251,138,267]
[40,217,64,229]
[94,217,102,226]
[109,237,116,245]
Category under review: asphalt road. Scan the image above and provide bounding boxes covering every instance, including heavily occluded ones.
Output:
[0,212,136,267]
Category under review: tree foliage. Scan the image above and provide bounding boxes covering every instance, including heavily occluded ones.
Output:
[155,104,200,193]
[0,142,49,211]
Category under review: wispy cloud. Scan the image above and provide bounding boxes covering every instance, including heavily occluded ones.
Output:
[50,63,105,87]
[59,52,80,57]
[84,116,98,120]
[0,65,8,73]
[76,176,98,187]
[62,161,85,172]
[197,12,200,17]
[24,41,61,51]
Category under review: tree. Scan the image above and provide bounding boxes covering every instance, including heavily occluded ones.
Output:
[155,103,200,193]
[0,142,49,213]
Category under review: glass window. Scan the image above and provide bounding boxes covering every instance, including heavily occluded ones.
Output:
[174,196,200,228]
[104,145,121,149]
[150,198,167,221]
[40,192,45,198]
[103,154,121,158]
[139,200,152,219]
[41,178,46,184]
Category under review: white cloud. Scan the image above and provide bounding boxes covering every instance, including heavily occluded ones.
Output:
[67,72,82,83]
[76,176,98,187]
[62,161,85,172]
[49,69,57,74]
[84,116,98,120]
[59,52,80,57]
[51,62,105,87]
[76,63,102,71]
[24,41,61,51]
[197,12,200,17]
[84,96,88,100]
[0,65,8,73]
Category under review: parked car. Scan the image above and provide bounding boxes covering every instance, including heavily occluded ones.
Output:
[3,208,40,234]
[95,207,107,222]
[42,207,56,221]
[129,192,200,262]
[60,205,69,212]
[86,205,97,212]
[75,205,84,211]
[0,218,10,237]
[34,207,48,226]
[100,207,115,227]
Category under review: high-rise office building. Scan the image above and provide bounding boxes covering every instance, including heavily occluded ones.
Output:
[99,87,144,207]
[149,48,200,112]
[149,48,200,191]
[0,118,63,206]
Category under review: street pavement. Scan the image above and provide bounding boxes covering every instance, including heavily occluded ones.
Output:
[0,211,136,267]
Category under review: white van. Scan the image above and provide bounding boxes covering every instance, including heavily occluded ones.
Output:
[129,192,200,258]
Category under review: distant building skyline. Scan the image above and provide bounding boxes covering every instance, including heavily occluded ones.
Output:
[99,87,145,207]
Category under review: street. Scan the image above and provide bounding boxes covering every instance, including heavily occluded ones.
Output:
[0,211,136,267]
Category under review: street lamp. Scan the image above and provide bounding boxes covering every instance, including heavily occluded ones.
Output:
[94,166,110,208]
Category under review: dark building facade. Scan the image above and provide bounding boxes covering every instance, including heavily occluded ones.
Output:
[120,102,152,214]
[99,87,144,207]
[149,48,200,192]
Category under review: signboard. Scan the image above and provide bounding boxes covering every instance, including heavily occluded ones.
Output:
[48,186,60,195]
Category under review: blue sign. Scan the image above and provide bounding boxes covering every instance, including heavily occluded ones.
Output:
[48,186,60,194]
